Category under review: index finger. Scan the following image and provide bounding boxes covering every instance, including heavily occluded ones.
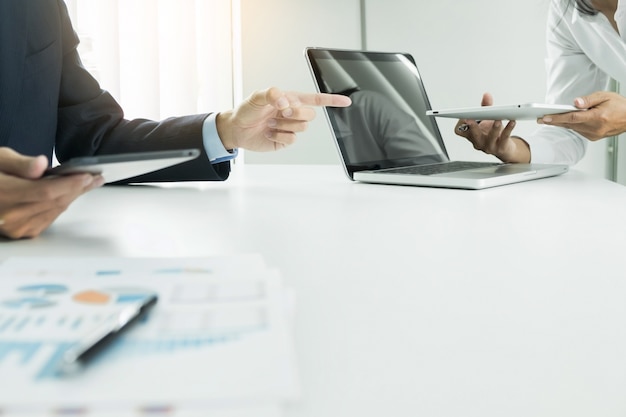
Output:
[293,92,352,108]
[249,87,352,110]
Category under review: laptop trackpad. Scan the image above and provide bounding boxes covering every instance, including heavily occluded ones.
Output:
[437,165,536,179]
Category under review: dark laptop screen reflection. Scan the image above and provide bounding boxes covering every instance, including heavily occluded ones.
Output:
[311,51,449,173]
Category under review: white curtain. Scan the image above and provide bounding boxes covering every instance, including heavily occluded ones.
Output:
[64,0,237,121]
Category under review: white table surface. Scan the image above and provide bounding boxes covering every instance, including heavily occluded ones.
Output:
[3,164,626,417]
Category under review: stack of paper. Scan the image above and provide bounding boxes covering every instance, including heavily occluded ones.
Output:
[0,255,298,416]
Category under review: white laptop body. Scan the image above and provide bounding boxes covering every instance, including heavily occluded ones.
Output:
[305,47,568,190]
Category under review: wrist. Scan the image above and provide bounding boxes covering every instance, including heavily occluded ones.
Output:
[216,111,237,150]
[506,136,531,163]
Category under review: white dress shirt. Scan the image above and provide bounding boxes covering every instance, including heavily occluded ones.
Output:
[527,0,626,164]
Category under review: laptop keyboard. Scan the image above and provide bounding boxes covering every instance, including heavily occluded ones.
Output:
[381,161,501,176]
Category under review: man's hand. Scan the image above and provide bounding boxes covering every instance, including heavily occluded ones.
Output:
[215,87,352,152]
[0,147,104,239]
[454,93,530,163]
[538,91,626,141]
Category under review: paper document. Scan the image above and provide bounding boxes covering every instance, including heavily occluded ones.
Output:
[0,255,298,416]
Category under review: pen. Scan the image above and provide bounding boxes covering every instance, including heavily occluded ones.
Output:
[57,294,158,375]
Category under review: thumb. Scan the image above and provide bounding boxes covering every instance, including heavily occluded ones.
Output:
[574,92,611,109]
[248,87,290,110]
[0,147,48,179]
[481,92,494,107]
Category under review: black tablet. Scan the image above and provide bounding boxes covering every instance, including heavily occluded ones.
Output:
[44,149,201,183]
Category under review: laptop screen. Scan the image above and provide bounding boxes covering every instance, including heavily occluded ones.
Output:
[306,48,449,177]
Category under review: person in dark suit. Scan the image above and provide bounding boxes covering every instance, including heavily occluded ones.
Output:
[0,0,351,239]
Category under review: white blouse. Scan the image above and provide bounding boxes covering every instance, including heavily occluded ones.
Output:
[527,0,626,164]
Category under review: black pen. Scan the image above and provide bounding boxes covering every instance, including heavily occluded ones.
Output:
[58,294,158,375]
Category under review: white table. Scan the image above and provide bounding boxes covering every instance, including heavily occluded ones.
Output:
[3,165,626,417]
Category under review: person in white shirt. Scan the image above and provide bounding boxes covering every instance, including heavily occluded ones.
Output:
[454,0,626,165]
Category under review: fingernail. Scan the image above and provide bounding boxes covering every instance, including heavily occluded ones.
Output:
[543,116,552,123]
[267,118,277,128]
[277,97,289,109]
[282,108,293,118]
[574,97,584,107]
[83,175,94,186]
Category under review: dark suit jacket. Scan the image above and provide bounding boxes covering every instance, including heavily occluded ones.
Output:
[0,0,230,183]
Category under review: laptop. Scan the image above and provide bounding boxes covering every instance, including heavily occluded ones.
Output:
[304,47,569,189]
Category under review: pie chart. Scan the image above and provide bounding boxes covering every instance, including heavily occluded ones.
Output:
[72,287,156,305]
[1,284,156,309]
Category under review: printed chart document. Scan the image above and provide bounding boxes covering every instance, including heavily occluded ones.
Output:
[0,255,298,416]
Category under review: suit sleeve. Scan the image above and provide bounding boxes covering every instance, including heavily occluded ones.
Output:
[53,0,229,183]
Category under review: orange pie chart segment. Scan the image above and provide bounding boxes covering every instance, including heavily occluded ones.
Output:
[72,290,111,305]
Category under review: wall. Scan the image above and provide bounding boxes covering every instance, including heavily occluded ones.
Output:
[240,0,362,164]
[240,0,609,179]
